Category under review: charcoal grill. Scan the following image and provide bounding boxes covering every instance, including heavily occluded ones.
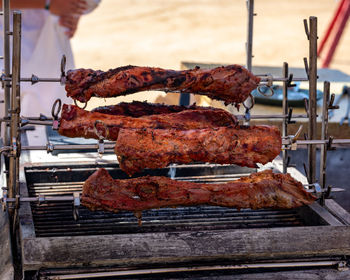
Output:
[1,2,350,279]
[11,159,349,279]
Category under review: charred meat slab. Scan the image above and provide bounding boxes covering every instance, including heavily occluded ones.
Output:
[115,126,282,176]
[58,104,237,140]
[82,168,316,214]
[65,65,260,104]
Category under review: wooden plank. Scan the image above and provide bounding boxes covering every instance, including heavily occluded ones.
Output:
[18,165,36,239]
[22,226,350,270]
[186,268,350,280]
[325,199,350,225]
[0,211,14,280]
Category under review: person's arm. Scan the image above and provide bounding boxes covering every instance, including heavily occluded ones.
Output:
[0,0,87,16]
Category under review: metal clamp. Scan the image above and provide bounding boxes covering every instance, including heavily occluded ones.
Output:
[73,99,88,109]
[46,142,54,154]
[51,99,62,130]
[30,74,39,85]
[309,183,322,199]
[94,120,109,141]
[73,192,80,221]
[243,93,255,110]
[328,93,339,110]
[257,74,274,97]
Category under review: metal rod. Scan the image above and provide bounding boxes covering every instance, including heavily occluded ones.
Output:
[0,76,310,84]
[243,0,255,126]
[8,12,22,218]
[3,137,350,154]
[307,16,318,184]
[44,261,341,279]
[282,62,289,173]
[246,0,254,71]
[258,76,309,82]
[2,0,11,145]
[282,139,350,146]
[320,81,330,190]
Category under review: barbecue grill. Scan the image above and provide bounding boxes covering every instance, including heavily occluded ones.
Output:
[1,1,350,279]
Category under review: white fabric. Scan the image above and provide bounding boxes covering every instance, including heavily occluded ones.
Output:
[0,10,74,117]
[20,13,74,117]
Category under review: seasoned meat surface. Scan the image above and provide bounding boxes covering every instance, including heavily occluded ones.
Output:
[65,65,260,104]
[81,168,316,213]
[115,126,282,176]
[91,101,209,117]
[58,104,237,140]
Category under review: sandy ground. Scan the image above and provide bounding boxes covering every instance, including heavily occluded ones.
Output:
[71,0,350,108]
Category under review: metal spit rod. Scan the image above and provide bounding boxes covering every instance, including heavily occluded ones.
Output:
[2,138,350,155]
[0,114,310,126]
[282,62,289,174]
[307,16,318,184]
[35,260,346,279]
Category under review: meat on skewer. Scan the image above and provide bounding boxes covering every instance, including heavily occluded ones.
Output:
[65,65,260,104]
[81,168,316,215]
[115,126,282,176]
[58,104,238,140]
[91,100,211,117]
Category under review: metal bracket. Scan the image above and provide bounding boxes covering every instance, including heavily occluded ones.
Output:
[327,136,336,151]
[309,183,322,199]
[287,107,296,124]
[73,192,80,221]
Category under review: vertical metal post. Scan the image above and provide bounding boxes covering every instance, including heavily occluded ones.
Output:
[2,0,11,146]
[320,81,330,190]
[8,12,21,218]
[307,16,318,183]
[282,62,289,174]
[246,0,254,72]
[244,0,254,125]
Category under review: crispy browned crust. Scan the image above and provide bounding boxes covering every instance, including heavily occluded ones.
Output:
[65,65,260,104]
[58,104,237,140]
[114,126,282,176]
[91,101,207,117]
[81,168,316,213]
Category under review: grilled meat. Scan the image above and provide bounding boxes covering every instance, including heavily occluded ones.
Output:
[115,126,282,176]
[65,65,260,104]
[81,168,316,214]
[59,104,237,140]
[91,101,208,117]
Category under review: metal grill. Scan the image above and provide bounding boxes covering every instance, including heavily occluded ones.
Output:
[25,164,308,238]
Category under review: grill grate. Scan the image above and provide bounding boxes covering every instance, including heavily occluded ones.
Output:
[28,179,306,237]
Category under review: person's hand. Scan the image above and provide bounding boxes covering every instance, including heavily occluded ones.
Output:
[59,14,81,38]
[50,0,87,16]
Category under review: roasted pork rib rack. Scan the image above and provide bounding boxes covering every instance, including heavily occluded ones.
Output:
[65,65,260,104]
[115,125,281,175]
[82,168,316,214]
[58,104,238,141]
